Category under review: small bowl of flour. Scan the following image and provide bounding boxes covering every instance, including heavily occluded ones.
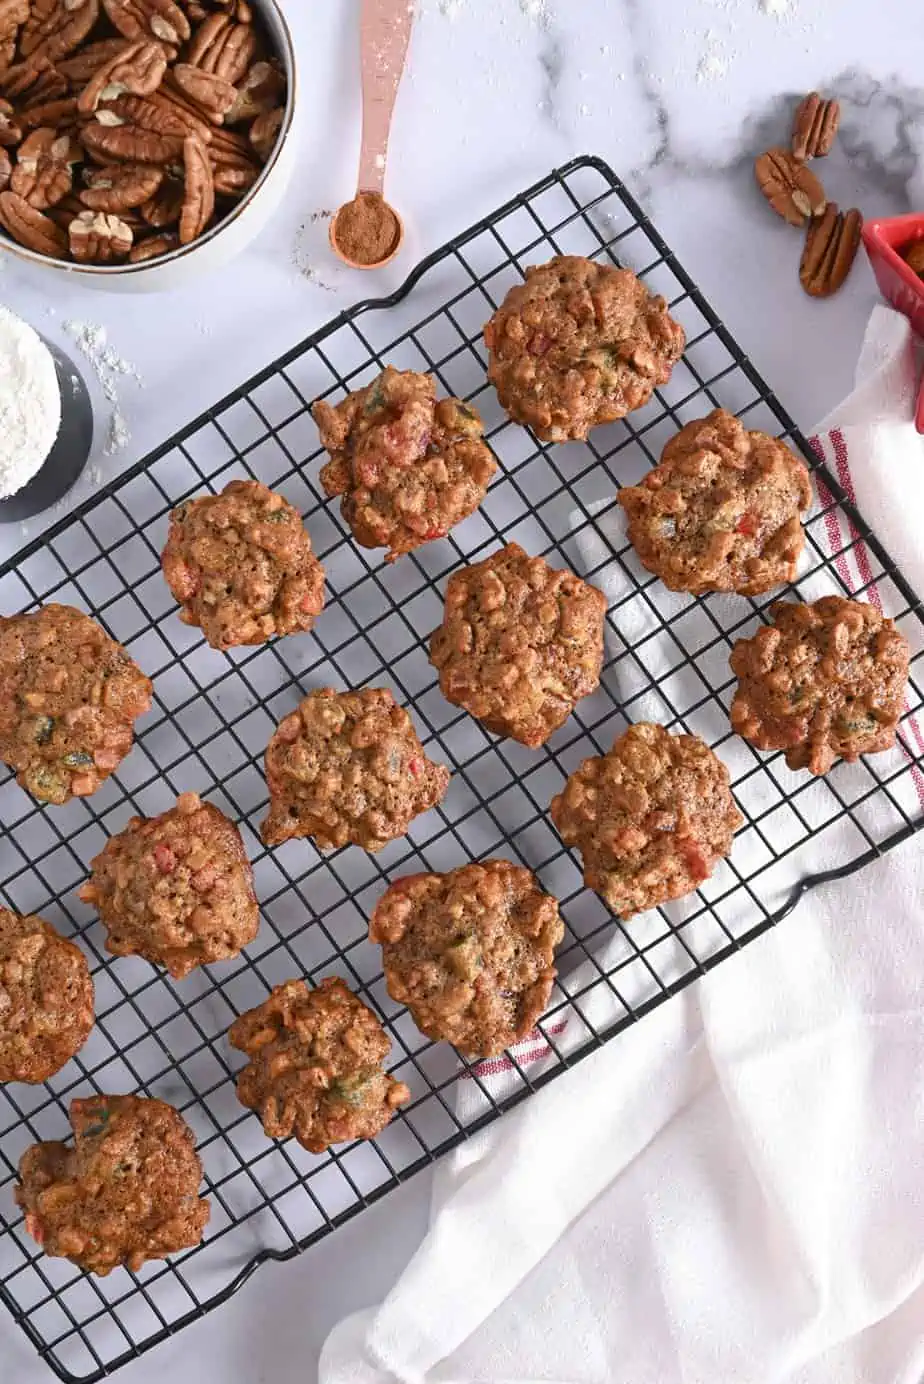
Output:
[0,306,93,522]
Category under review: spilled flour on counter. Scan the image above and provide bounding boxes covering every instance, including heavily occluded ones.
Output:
[61,319,142,456]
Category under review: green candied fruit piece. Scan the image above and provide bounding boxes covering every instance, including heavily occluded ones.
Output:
[80,1107,112,1140]
[264,509,291,524]
[446,932,483,981]
[362,379,388,416]
[328,1072,375,1107]
[62,750,93,768]
[32,715,55,745]
[24,765,68,804]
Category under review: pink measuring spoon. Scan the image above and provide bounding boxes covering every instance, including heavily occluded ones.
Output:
[330,0,414,270]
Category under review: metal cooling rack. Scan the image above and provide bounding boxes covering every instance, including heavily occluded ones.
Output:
[2,154,923,1383]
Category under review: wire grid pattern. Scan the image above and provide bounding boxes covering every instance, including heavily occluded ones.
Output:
[1,155,923,1382]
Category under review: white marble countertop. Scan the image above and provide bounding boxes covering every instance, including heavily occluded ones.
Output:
[5,0,924,1379]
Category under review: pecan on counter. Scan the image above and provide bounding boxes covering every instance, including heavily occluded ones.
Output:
[730,597,910,775]
[550,722,742,917]
[0,603,152,805]
[430,542,607,747]
[312,366,496,563]
[16,1094,210,1275]
[161,479,325,650]
[261,687,450,852]
[370,860,564,1057]
[483,254,685,442]
[229,977,411,1154]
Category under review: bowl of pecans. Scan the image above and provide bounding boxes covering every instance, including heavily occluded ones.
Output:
[862,213,924,433]
[0,0,297,289]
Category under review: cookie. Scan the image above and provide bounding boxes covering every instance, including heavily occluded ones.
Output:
[16,1094,210,1276]
[730,596,910,774]
[261,687,450,851]
[370,860,564,1057]
[0,910,93,1084]
[312,367,497,562]
[429,542,607,747]
[483,255,685,442]
[161,479,326,650]
[618,409,813,595]
[79,792,258,979]
[549,722,742,916]
[0,604,152,805]
[229,976,410,1154]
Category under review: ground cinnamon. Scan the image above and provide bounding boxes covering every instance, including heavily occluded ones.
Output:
[332,192,400,266]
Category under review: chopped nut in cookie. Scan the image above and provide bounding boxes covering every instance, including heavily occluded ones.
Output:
[430,542,607,747]
[312,366,497,563]
[0,603,151,804]
[550,722,742,917]
[229,977,410,1154]
[261,687,450,852]
[730,596,910,775]
[79,792,259,978]
[618,408,813,596]
[16,1094,210,1275]
[161,478,325,649]
[483,254,685,442]
[371,859,564,1057]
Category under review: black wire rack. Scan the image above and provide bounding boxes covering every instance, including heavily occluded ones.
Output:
[2,154,923,1383]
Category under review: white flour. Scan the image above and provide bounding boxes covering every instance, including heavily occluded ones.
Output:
[0,306,61,499]
[61,318,142,457]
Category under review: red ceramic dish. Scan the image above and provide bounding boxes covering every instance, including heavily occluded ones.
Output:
[862,212,924,432]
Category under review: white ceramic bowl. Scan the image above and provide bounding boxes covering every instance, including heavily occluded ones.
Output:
[0,0,298,293]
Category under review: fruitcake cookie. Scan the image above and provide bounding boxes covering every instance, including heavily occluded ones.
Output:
[729,596,910,775]
[0,910,94,1084]
[483,255,685,442]
[161,479,325,650]
[618,409,813,596]
[229,976,410,1154]
[312,366,497,562]
[370,860,564,1056]
[79,793,258,979]
[16,1094,210,1276]
[429,543,607,747]
[549,722,742,916]
[0,604,152,805]
[261,687,450,851]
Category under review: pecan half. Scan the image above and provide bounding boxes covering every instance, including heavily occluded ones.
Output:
[69,206,133,259]
[20,94,77,130]
[211,154,255,195]
[171,62,235,122]
[139,171,181,224]
[0,186,67,253]
[77,38,167,112]
[101,0,190,47]
[44,186,82,227]
[0,36,15,76]
[81,110,183,162]
[0,0,28,41]
[799,204,863,298]
[901,241,924,279]
[792,92,840,161]
[0,146,10,190]
[248,104,281,162]
[186,13,255,84]
[20,0,99,62]
[1,55,51,98]
[128,226,174,259]
[80,159,162,210]
[178,131,211,241]
[57,36,128,83]
[226,58,283,123]
[10,126,79,207]
[115,86,212,142]
[0,95,20,143]
[754,147,826,228]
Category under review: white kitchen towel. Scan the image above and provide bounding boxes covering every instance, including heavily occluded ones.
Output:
[320,306,924,1384]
